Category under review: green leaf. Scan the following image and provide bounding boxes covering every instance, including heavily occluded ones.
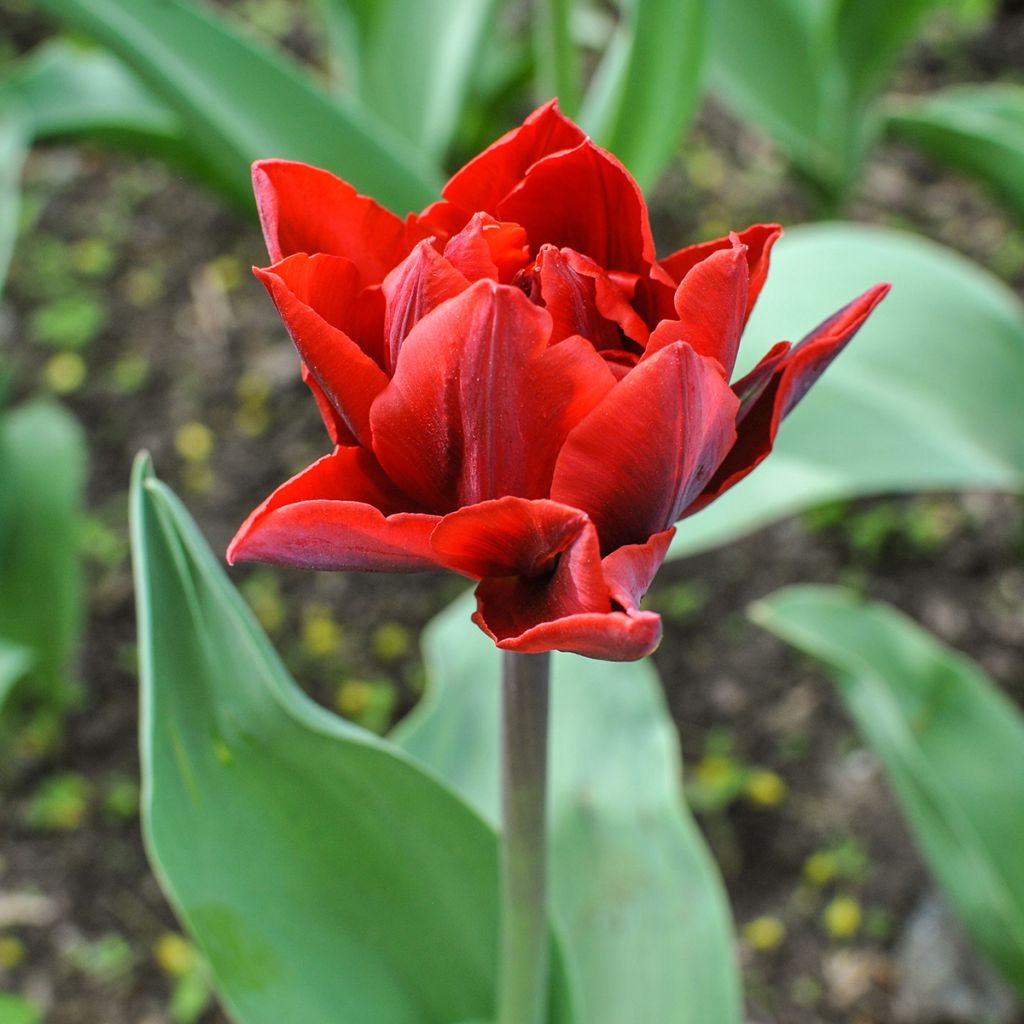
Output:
[751,585,1024,993]
[0,994,42,1024]
[534,0,581,117]
[671,222,1024,558]
[36,0,443,213]
[393,595,742,1024]
[0,640,34,716]
[581,0,706,189]
[885,84,1024,221]
[130,455,506,1023]
[0,401,85,709]
[0,107,27,294]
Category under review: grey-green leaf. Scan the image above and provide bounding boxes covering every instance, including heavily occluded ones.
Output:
[751,585,1024,994]
[130,456,505,1024]
[0,108,27,293]
[393,595,742,1024]
[671,222,1024,558]
[36,0,443,212]
[885,84,1024,221]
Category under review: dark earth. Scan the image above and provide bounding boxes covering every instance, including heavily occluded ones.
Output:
[1,3,1023,1022]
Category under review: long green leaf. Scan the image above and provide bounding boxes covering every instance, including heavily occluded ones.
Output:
[752,585,1024,993]
[671,222,1024,558]
[36,0,443,213]
[885,84,1024,221]
[534,0,581,117]
[0,401,85,710]
[393,595,742,1024]
[0,108,26,294]
[581,0,706,189]
[0,640,34,717]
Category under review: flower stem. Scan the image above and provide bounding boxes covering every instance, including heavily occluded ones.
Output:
[497,651,551,1024]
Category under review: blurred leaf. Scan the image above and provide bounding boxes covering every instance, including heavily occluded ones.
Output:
[393,595,742,1024]
[582,0,706,189]
[0,109,27,293]
[0,995,41,1024]
[534,0,581,117]
[885,84,1024,221]
[36,0,443,213]
[130,457,576,1024]
[752,585,1024,993]
[0,401,85,710]
[131,457,500,1023]
[671,223,1024,558]
[0,640,34,715]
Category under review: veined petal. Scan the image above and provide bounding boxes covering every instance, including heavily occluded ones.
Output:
[254,256,389,447]
[370,281,552,511]
[227,447,439,572]
[252,160,423,281]
[440,99,586,216]
[658,223,782,326]
[688,283,890,514]
[381,240,470,374]
[471,521,662,660]
[551,342,739,551]
[498,140,656,275]
[430,497,588,579]
[646,243,749,375]
[443,213,530,283]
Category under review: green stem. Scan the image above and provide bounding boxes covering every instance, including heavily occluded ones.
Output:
[497,651,551,1024]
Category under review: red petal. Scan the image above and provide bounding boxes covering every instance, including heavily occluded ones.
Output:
[441,100,586,216]
[602,528,676,612]
[381,240,470,374]
[498,140,656,275]
[252,160,422,281]
[688,283,890,513]
[301,363,357,446]
[430,497,588,579]
[254,255,389,447]
[551,342,739,551]
[472,521,662,660]
[647,243,749,375]
[370,281,552,511]
[227,447,439,572]
[443,213,530,283]
[659,224,782,326]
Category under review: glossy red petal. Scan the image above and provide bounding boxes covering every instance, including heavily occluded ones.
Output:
[381,239,470,374]
[370,281,552,511]
[254,256,389,447]
[551,342,739,551]
[498,140,656,275]
[443,212,531,283]
[472,522,662,660]
[659,224,782,326]
[227,447,439,572]
[601,528,676,612]
[301,363,357,446]
[441,99,586,216]
[430,497,588,579]
[646,244,749,375]
[531,245,622,348]
[688,283,890,513]
[252,160,422,281]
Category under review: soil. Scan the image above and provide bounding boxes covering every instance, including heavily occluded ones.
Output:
[1,4,1023,1023]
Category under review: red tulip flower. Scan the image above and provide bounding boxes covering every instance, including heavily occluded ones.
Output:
[228,102,888,661]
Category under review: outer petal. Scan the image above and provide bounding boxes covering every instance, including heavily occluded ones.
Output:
[658,223,782,326]
[252,160,423,281]
[254,255,389,447]
[227,447,439,572]
[551,341,739,552]
[601,528,676,612]
[498,140,657,275]
[440,99,586,216]
[471,521,662,660]
[381,239,470,374]
[687,283,891,513]
[646,243,749,375]
[430,497,589,579]
[443,213,531,283]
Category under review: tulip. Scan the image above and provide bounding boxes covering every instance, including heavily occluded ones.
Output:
[228,101,888,663]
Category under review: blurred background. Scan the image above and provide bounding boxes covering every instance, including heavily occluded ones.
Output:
[0,1,1023,1022]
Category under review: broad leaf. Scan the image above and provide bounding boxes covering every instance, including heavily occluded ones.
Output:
[393,595,742,1024]
[37,0,443,213]
[0,109,27,293]
[581,0,706,190]
[885,84,1024,221]
[130,457,573,1024]
[0,640,34,717]
[752,585,1024,994]
[672,223,1024,557]
[0,401,85,709]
